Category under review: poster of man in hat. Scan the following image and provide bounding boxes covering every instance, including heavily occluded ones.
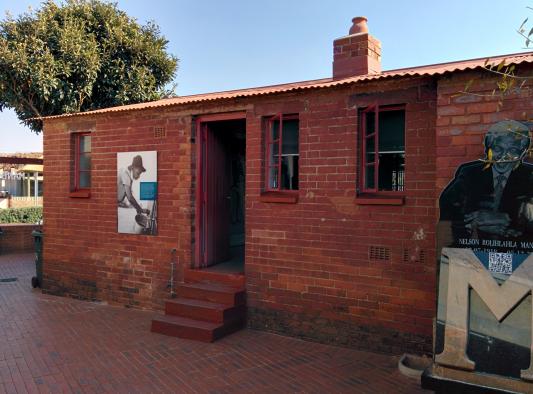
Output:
[117,151,158,235]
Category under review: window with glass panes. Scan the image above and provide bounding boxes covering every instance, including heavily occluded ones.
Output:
[360,105,405,193]
[74,133,91,189]
[265,114,299,191]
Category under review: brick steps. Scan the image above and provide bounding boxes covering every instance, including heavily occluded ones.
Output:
[151,271,246,342]
[151,315,220,342]
[176,282,246,305]
[184,268,245,287]
[165,298,246,323]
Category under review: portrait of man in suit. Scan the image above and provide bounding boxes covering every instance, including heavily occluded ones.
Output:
[436,121,533,380]
[439,120,533,247]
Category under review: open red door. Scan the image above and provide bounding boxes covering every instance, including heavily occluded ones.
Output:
[197,122,231,267]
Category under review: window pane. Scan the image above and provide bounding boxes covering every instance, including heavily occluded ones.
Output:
[377,109,405,191]
[378,153,405,191]
[79,135,91,153]
[282,119,299,155]
[365,111,375,135]
[79,171,91,188]
[269,143,279,166]
[269,167,279,189]
[267,115,299,191]
[281,155,299,190]
[365,166,375,189]
[379,110,405,152]
[365,137,375,163]
[79,153,91,171]
[271,120,280,141]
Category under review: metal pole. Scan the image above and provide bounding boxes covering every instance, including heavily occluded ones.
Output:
[170,248,177,298]
[33,172,38,205]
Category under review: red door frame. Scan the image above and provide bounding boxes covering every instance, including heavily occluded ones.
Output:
[195,112,246,269]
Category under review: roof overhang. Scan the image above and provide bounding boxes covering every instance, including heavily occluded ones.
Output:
[38,51,533,122]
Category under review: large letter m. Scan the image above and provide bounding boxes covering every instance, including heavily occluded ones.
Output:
[436,248,533,381]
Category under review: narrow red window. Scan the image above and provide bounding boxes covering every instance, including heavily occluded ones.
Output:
[265,114,299,191]
[74,133,91,190]
[360,105,405,193]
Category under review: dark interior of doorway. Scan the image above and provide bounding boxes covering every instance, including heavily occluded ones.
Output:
[205,119,245,274]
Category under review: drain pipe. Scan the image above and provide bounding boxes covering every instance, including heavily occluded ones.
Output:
[169,248,177,298]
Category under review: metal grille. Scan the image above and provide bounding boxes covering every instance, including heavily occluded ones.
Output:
[369,246,390,261]
[403,248,427,263]
[154,127,166,138]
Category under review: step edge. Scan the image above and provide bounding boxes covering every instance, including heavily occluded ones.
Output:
[178,282,245,293]
[166,297,230,310]
[152,315,222,330]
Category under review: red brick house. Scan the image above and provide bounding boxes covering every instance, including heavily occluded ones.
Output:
[41,17,533,354]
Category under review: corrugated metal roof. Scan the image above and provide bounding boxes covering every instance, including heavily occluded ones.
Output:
[42,51,533,120]
[20,164,44,173]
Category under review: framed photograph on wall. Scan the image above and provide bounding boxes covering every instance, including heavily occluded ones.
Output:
[117,151,158,235]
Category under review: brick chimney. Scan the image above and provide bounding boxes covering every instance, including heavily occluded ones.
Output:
[333,17,381,79]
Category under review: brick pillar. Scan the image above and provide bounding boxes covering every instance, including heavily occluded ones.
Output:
[333,16,381,80]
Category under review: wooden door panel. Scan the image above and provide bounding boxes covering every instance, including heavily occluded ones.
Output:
[204,125,230,266]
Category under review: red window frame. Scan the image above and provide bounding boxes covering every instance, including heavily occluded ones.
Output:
[264,114,299,192]
[73,132,91,191]
[360,104,405,194]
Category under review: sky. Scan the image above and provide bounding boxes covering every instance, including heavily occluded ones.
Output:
[0,0,531,152]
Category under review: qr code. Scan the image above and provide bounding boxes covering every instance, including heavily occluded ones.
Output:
[488,252,513,274]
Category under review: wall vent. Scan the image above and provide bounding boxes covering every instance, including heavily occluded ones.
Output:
[403,248,427,264]
[154,127,166,138]
[369,246,390,261]
[419,249,426,264]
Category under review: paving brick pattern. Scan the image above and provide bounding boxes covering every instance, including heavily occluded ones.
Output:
[0,254,428,393]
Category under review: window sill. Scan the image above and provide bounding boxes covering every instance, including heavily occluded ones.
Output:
[69,190,91,198]
[355,195,404,205]
[260,191,298,204]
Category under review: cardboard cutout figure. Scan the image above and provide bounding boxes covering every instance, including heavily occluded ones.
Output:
[440,120,533,249]
[429,120,533,391]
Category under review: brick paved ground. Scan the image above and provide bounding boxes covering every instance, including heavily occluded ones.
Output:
[0,253,429,393]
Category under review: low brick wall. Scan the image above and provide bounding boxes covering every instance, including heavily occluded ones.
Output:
[8,197,43,208]
[0,223,41,254]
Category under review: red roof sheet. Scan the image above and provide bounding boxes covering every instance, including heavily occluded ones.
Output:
[42,51,533,120]
[0,157,43,165]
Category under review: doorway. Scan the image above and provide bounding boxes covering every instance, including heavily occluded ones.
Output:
[196,114,246,273]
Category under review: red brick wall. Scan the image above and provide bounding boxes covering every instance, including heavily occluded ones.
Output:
[0,223,41,254]
[246,78,437,354]
[43,113,194,308]
[43,77,438,354]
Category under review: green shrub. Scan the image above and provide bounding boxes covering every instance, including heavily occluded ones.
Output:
[0,207,43,224]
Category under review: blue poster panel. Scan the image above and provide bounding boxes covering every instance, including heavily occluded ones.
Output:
[140,182,157,201]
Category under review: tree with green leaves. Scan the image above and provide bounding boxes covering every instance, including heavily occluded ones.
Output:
[0,0,178,132]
